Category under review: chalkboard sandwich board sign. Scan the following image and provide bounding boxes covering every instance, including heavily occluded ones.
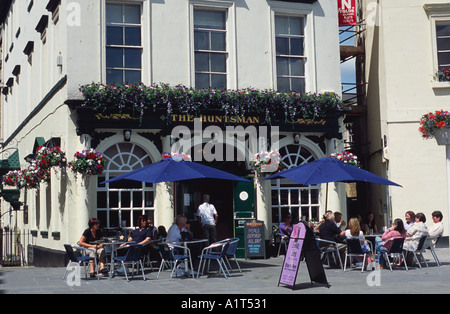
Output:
[244,220,265,258]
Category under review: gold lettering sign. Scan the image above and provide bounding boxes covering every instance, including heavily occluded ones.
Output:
[95,113,139,120]
[170,114,261,124]
[288,118,327,126]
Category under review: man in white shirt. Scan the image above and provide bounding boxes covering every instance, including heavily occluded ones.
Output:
[167,215,188,245]
[196,194,218,245]
[427,211,444,247]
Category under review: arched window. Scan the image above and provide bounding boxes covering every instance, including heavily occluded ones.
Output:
[97,142,155,228]
[271,144,320,225]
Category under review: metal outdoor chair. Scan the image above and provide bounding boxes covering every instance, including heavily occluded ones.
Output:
[404,235,428,269]
[343,238,370,272]
[63,244,99,280]
[157,242,192,280]
[426,235,442,266]
[208,238,242,273]
[316,238,343,270]
[277,235,288,257]
[113,244,146,281]
[383,237,408,271]
[197,241,231,279]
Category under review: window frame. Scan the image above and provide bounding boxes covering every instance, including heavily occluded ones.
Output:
[269,3,315,93]
[103,1,144,85]
[431,15,450,73]
[189,0,237,90]
[425,4,450,82]
[274,15,306,93]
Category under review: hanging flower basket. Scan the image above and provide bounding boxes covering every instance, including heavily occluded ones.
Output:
[2,170,23,188]
[2,147,65,190]
[161,152,192,162]
[69,149,105,176]
[330,151,360,168]
[250,151,284,174]
[419,110,450,141]
[35,146,67,169]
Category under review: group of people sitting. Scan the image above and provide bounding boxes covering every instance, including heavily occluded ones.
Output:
[278,209,444,270]
[78,215,167,278]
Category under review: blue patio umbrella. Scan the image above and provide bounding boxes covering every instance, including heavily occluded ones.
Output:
[261,157,401,209]
[100,157,251,184]
[261,157,401,186]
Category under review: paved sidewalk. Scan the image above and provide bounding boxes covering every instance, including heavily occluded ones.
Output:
[1,248,449,295]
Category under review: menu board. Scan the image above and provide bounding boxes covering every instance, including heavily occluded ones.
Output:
[244,220,265,258]
[278,223,306,288]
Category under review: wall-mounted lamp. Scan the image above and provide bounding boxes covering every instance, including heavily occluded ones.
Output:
[123,130,132,142]
[293,133,300,144]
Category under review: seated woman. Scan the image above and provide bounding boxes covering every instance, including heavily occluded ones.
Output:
[374,218,406,268]
[344,217,373,269]
[279,214,293,240]
[78,218,108,278]
[402,212,428,265]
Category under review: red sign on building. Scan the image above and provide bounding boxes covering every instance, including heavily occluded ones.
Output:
[338,0,357,26]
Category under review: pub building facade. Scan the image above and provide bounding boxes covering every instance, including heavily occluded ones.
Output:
[0,0,345,265]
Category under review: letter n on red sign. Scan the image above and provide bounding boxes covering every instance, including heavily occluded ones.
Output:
[338,0,357,26]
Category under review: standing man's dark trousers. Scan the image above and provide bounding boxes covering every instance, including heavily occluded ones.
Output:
[203,224,217,246]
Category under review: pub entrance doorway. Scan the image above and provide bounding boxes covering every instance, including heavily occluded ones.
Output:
[175,158,248,242]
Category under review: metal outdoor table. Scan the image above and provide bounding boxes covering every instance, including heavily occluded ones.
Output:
[363,233,382,254]
[95,241,135,279]
[178,239,209,277]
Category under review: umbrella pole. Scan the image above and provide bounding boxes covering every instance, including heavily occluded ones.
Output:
[325,182,328,211]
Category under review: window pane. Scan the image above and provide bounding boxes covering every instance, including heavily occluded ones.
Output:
[124,5,140,24]
[110,191,119,208]
[106,70,123,85]
[289,17,304,36]
[133,191,143,207]
[194,10,225,30]
[110,211,119,228]
[437,22,450,37]
[125,70,141,84]
[106,48,123,67]
[277,57,289,76]
[122,191,131,208]
[106,4,123,23]
[124,48,141,68]
[280,190,289,205]
[195,52,209,71]
[290,58,304,76]
[277,77,290,92]
[97,191,107,208]
[290,38,304,56]
[290,189,299,205]
[125,27,141,46]
[211,32,226,51]
[211,53,226,72]
[194,30,209,50]
[275,16,289,36]
[107,26,123,45]
[291,78,305,93]
[272,190,279,205]
[438,52,450,67]
[195,73,210,89]
[276,37,289,55]
[211,74,226,89]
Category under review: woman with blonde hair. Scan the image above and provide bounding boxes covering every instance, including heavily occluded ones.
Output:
[344,217,373,268]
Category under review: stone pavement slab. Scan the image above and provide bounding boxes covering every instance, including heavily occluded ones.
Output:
[1,248,449,299]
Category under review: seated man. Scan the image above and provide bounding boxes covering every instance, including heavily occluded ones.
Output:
[425,211,444,248]
[318,212,346,264]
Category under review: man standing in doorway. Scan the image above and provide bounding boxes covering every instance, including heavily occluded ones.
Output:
[197,194,218,245]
